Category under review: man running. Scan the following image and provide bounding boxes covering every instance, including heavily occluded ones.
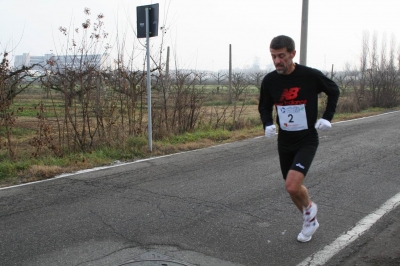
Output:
[258,35,340,242]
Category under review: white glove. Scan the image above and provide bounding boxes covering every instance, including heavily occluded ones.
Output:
[315,118,332,130]
[264,125,276,138]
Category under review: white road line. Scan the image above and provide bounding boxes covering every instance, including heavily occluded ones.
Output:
[297,192,400,266]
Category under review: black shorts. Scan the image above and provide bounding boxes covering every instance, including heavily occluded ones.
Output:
[278,129,319,179]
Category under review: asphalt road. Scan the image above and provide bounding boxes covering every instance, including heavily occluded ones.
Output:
[0,111,399,266]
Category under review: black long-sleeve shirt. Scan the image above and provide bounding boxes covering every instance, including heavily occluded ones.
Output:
[259,64,340,132]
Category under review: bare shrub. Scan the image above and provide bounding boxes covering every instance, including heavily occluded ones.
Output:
[0,52,41,160]
[336,96,360,113]
[152,70,208,137]
[41,8,112,152]
[29,101,62,157]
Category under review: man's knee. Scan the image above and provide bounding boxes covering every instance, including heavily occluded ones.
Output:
[285,170,304,195]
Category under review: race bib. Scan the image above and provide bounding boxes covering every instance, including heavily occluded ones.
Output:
[277,104,308,131]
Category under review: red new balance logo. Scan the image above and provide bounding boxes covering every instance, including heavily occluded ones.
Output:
[279,87,300,101]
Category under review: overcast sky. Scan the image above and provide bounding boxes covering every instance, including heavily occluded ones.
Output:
[1,0,399,72]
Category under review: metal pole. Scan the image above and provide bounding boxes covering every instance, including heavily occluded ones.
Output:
[146,8,152,151]
[166,46,170,77]
[300,0,309,65]
[165,46,170,99]
[228,44,232,104]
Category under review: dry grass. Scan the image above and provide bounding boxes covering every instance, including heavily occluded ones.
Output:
[20,165,64,183]
[151,128,263,157]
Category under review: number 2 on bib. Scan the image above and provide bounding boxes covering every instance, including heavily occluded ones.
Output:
[277,104,308,131]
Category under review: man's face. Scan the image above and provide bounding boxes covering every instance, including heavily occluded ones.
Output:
[270,47,296,74]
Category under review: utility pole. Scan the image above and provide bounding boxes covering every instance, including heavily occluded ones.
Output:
[166,46,170,78]
[300,0,309,65]
[228,44,232,104]
[165,46,170,98]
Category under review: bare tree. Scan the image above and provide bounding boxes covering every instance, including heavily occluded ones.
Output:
[210,71,227,94]
[333,63,356,97]
[380,34,399,107]
[41,8,111,152]
[231,72,250,129]
[0,52,41,160]
[249,71,267,91]
[195,70,209,85]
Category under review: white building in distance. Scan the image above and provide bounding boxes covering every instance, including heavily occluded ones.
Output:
[14,53,111,71]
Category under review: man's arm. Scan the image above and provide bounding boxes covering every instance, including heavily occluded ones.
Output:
[317,73,340,121]
[258,81,274,128]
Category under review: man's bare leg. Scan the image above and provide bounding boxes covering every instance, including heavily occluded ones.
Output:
[285,170,311,212]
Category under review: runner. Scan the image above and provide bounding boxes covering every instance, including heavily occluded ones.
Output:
[258,35,340,242]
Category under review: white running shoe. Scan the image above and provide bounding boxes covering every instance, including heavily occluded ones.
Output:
[297,202,319,242]
[297,219,319,242]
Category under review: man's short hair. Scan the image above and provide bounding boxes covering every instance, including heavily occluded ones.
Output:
[270,35,295,52]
